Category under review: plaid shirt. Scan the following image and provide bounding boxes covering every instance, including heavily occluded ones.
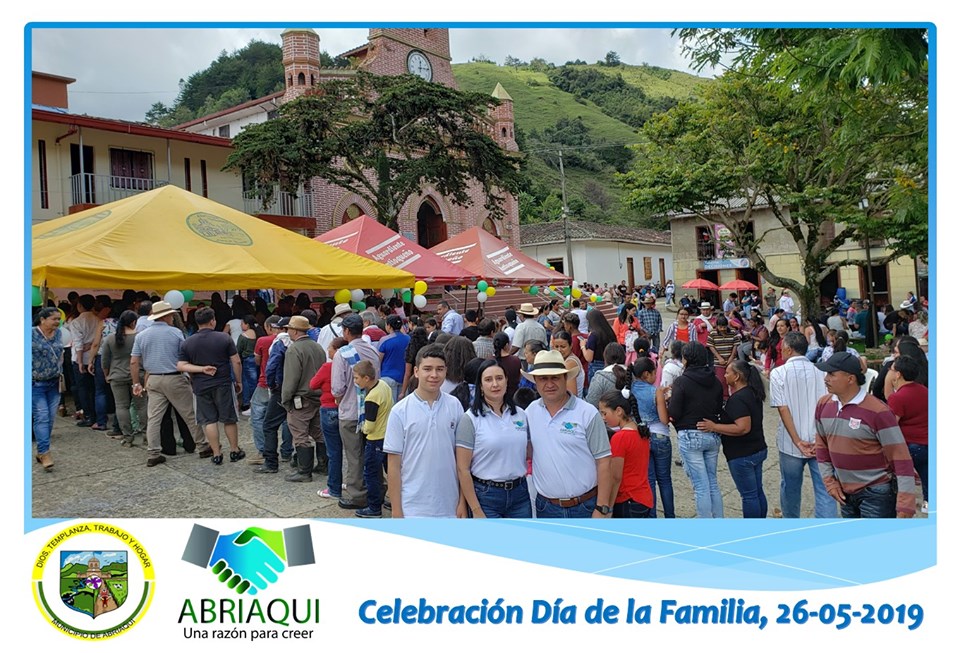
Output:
[637,307,663,336]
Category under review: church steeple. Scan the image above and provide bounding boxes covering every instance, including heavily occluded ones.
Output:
[282,28,321,103]
[490,83,517,151]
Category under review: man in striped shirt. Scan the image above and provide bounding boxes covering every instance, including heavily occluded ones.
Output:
[814,352,915,518]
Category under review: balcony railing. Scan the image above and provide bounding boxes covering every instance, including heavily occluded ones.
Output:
[243,187,314,218]
[69,173,168,206]
[696,242,716,260]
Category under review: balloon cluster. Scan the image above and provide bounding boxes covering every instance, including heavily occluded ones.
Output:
[162,289,195,309]
[476,280,495,303]
[334,288,367,311]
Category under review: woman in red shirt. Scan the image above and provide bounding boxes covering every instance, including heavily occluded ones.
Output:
[614,302,643,347]
[764,319,790,375]
[887,355,929,513]
[311,337,348,500]
[599,386,653,518]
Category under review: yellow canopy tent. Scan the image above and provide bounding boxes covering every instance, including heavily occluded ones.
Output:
[32,185,414,290]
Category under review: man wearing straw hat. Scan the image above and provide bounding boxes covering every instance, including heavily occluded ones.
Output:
[509,303,547,355]
[523,350,612,518]
[130,301,212,468]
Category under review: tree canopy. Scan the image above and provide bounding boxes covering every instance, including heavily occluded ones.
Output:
[224,72,524,232]
[619,28,927,317]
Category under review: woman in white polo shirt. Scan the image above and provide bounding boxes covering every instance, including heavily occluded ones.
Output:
[456,359,532,518]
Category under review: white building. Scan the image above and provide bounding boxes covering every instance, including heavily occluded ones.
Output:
[520,221,672,288]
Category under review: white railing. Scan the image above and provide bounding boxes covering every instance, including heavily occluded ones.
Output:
[69,173,168,205]
[243,187,314,217]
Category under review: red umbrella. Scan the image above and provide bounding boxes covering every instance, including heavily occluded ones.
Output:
[682,278,720,291]
[719,279,759,291]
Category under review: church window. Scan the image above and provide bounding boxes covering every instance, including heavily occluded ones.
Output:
[298,72,306,86]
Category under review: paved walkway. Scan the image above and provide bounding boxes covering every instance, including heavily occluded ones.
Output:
[31,398,924,520]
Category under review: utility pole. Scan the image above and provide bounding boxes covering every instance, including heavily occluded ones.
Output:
[558,149,575,280]
[859,198,879,348]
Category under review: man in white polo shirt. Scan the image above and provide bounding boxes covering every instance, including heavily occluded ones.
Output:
[384,344,465,518]
[524,350,612,518]
[769,331,836,518]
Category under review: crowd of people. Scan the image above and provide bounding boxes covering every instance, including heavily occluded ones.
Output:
[31,284,929,519]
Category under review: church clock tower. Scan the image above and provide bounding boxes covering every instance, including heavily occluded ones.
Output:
[342,28,458,89]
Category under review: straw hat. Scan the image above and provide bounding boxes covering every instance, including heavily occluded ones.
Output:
[286,315,311,332]
[334,303,353,317]
[518,302,538,317]
[148,301,177,320]
[521,350,578,382]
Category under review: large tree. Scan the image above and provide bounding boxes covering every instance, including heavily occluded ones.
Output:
[618,29,927,319]
[225,71,524,231]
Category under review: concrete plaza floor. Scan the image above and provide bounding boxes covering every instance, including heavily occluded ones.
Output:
[30,396,926,520]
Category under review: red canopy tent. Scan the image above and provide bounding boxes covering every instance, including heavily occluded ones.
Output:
[429,227,570,286]
[317,215,478,285]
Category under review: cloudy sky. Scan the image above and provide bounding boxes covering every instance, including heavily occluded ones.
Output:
[29,27,706,122]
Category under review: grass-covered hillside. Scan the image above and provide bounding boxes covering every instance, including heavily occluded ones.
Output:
[453,61,709,227]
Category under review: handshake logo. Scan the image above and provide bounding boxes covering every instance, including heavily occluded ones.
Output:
[182,525,315,595]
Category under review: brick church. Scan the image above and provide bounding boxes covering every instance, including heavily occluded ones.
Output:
[181,28,521,248]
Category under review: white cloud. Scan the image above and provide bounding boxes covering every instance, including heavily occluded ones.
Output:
[29,26,708,122]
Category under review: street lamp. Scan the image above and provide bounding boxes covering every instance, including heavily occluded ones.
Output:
[859,198,879,348]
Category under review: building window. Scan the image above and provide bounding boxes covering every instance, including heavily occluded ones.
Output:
[38,140,49,209]
[643,257,652,281]
[501,127,507,138]
[298,72,305,85]
[310,74,315,86]
[218,125,230,138]
[547,258,564,274]
[200,160,208,198]
[342,203,363,224]
[288,75,293,88]
[184,157,191,192]
[109,148,154,190]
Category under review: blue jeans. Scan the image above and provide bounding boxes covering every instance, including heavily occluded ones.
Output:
[587,360,604,385]
[473,478,532,518]
[613,499,651,518]
[908,444,928,503]
[779,451,838,518]
[240,357,258,408]
[363,438,385,512]
[647,433,675,518]
[73,362,95,420]
[535,493,597,518]
[32,379,60,455]
[250,386,269,454]
[841,481,897,518]
[805,347,823,362]
[677,430,724,518]
[727,448,768,518]
[262,390,293,468]
[92,355,115,427]
[321,407,342,497]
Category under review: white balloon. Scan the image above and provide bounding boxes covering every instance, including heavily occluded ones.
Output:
[572,280,579,288]
[477,292,488,303]
[381,288,394,298]
[413,294,428,309]
[164,289,185,309]
[351,289,364,302]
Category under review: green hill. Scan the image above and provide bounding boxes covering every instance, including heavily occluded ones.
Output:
[453,61,710,227]
[60,563,88,577]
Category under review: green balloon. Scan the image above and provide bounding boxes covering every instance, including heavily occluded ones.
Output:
[401,290,412,303]
[477,280,489,292]
[181,289,195,302]
[529,286,539,295]
[563,286,572,296]
[563,300,570,308]
[31,285,42,307]
[352,301,367,311]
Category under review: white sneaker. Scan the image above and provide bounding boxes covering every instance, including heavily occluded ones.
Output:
[317,488,339,500]
[922,501,928,514]
[241,409,251,417]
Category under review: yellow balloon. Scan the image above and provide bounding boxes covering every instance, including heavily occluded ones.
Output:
[549,286,556,292]
[414,280,428,295]
[335,289,351,304]
[571,288,582,299]
[485,287,496,297]
[521,286,530,293]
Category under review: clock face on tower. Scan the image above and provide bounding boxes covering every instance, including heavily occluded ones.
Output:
[407,50,433,81]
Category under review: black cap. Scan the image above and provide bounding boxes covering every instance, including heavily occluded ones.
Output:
[341,314,364,331]
[276,317,291,328]
[815,352,861,375]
